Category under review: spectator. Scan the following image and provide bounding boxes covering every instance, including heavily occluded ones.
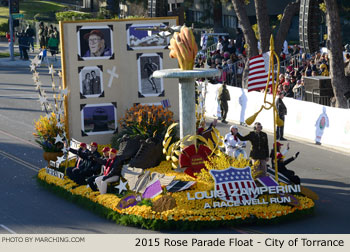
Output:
[222,36,229,53]
[293,79,305,100]
[216,36,223,54]
[38,24,45,49]
[25,25,35,52]
[44,26,49,48]
[320,63,329,76]
[227,39,236,55]
[283,84,293,98]
[48,33,59,60]
[16,30,24,60]
[22,33,30,60]
[218,82,230,123]
[276,91,287,141]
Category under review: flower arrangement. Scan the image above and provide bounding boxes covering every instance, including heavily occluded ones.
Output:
[30,57,68,156]
[120,104,175,136]
[112,104,176,148]
[33,112,65,152]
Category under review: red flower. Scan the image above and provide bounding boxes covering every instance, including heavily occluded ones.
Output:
[179,144,212,178]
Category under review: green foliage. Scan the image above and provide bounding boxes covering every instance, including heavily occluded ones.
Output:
[0,52,20,58]
[55,11,93,21]
[34,12,57,22]
[0,22,8,33]
[137,198,153,207]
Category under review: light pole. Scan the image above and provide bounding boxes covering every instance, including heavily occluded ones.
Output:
[8,0,15,61]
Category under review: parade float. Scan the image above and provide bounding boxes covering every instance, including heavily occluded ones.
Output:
[34,20,317,230]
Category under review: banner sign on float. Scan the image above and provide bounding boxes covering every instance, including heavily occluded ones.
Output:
[186,166,301,209]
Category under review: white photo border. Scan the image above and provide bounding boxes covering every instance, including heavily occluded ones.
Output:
[78,66,104,99]
[137,52,164,98]
[126,23,169,50]
[80,102,117,136]
[77,25,114,61]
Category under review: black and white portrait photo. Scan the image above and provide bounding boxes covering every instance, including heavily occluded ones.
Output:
[78,66,104,98]
[81,103,117,136]
[137,53,164,97]
[77,25,114,60]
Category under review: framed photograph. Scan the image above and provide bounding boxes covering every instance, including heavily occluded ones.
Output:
[126,23,169,50]
[80,103,117,136]
[78,66,104,98]
[77,25,114,60]
[137,53,164,97]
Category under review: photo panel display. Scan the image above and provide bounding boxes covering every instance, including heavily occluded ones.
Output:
[77,25,114,60]
[126,23,169,50]
[137,52,164,97]
[78,66,104,98]
[80,103,117,136]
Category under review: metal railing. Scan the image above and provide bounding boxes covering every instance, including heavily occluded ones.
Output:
[311,88,333,106]
[206,43,217,59]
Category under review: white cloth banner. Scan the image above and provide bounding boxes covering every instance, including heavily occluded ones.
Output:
[205,84,350,150]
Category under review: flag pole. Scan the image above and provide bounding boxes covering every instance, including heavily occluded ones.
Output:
[268,35,280,182]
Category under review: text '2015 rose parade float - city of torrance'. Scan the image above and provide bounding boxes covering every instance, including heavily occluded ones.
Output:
[33,18,317,231]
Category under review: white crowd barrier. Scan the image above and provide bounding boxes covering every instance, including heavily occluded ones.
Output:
[204,83,350,151]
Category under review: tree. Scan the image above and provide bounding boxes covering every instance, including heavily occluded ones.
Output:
[231,0,300,87]
[324,0,350,108]
[254,0,271,53]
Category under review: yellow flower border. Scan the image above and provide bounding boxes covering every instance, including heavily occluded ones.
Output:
[38,160,315,225]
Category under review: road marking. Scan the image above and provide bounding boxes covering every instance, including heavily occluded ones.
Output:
[0,224,16,234]
[0,128,39,148]
[0,149,40,172]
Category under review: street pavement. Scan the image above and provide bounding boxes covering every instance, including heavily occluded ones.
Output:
[0,46,349,234]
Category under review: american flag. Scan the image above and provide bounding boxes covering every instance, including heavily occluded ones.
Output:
[247,53,272,92]
[210,166,258,203]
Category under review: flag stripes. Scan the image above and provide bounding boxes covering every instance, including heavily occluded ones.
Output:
[248,54,272,92]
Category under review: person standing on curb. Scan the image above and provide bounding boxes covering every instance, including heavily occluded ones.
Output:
[218,81,230,123]
[276,91,287,140]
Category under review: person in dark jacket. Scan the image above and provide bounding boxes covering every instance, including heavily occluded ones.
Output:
[25,25,35,52]
[95,148,121,194]
[218,82,230,123]
[276,91,287,140]
[87,146,110,191]
[65,142,92,185]
[236,122,269,176]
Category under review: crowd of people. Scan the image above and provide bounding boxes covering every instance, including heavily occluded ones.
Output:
[8,22,60,61]
[196,33,350,105]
